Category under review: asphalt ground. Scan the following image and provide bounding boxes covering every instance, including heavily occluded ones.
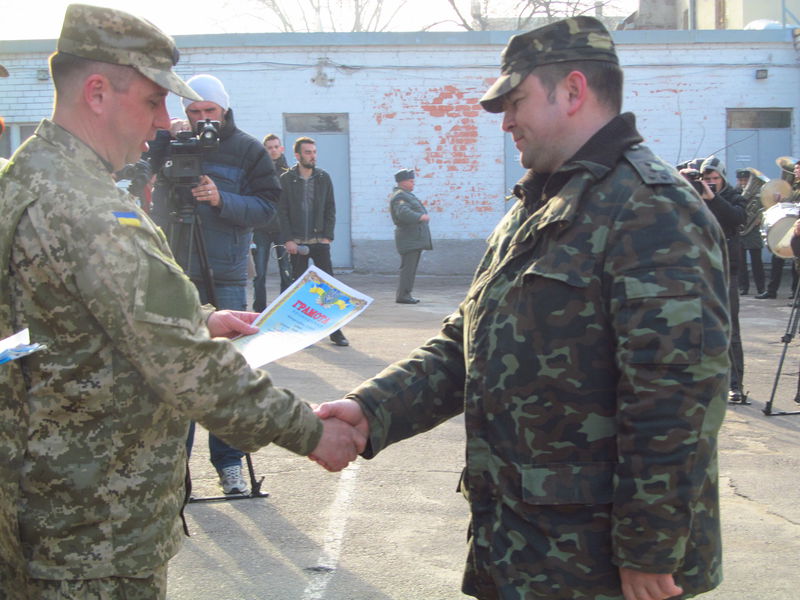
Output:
[166,271,800,600]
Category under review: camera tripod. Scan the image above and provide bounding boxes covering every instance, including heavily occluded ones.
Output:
[764,278,800,417]
[165,185,270,502]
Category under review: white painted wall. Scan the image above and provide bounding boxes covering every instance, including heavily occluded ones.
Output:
[1,29,797,273]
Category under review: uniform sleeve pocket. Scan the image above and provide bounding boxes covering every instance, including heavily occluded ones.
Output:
[618,295,702,365]
[133,244,199,331]
[521,462,614,505]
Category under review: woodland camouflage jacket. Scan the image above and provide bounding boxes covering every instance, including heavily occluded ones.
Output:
[350,113,730,599]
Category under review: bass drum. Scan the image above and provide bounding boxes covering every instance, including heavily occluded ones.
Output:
[762,202,800,258]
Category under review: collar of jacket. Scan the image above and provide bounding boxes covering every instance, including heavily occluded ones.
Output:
[217,108,236,141]
[514,112,643,216]
[40,118,116,174]
[286,164,320,181]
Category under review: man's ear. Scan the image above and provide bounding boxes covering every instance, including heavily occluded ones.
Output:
[83,73,111,116]
[563,70,588,117]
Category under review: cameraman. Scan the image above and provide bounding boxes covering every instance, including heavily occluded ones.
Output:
[699,156,747,403]
[151,74,281,495]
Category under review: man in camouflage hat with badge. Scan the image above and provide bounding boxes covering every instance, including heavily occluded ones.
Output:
[317,16,729,600]
[0,4,364,598]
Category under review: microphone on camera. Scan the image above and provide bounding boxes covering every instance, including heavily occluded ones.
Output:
[296,244,310,255]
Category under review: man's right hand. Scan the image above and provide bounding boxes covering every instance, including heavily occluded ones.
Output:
[285,240,299,255]
[315,399,370,439]
[310,416,366,472]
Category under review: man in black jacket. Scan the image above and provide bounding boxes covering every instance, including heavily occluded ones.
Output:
[151,74,282,494]
[700,155,748,403]
[251,133,291,312]
[278,136,349,347]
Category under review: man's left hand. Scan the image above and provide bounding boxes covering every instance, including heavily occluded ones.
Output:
[193,175,220,207]
[619,567,683,600]
[207,310,259,339]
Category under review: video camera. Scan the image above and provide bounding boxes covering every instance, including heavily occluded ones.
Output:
[161,119,220,188]
[116,119,221,199]
[114,158,152,198]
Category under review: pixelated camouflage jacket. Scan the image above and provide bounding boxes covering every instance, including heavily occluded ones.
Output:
[0,157,29,598]
[0,120,322,582]
[389,187,432,255]
[349,113,730,599]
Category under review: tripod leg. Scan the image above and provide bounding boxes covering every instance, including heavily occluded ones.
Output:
[169,209,271,501]
[795,361,800,404]
[244,453,268,498]
[192,219,217,307]
[764,282,800,415]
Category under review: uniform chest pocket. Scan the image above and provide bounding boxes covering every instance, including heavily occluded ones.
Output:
[133,243,199,331]
[517,245,596,290]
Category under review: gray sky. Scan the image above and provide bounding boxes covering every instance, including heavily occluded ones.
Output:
[1,0,640,40]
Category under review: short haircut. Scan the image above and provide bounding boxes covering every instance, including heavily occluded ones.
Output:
[294,136,316,155]
[263,133,281,145]
[50,52,137,96]
[533,60,623,114]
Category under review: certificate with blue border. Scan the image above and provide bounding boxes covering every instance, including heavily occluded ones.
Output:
[232,266,372,367]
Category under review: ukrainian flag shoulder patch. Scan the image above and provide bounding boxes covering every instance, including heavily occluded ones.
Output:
[113,211,142,227]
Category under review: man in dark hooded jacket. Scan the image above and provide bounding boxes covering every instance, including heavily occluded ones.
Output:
[151,73,281,495]
[699,155,747,403]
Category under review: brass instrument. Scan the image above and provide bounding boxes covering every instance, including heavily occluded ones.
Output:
[775,156,798,184]
[760,179,792,209]
[740,168,769,236]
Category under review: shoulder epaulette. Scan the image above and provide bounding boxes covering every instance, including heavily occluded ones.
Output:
[624,144,678,186]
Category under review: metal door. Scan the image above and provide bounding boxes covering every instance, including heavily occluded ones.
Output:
[727,129,792,180]
[283,114,352,268]
[726,109,793,180]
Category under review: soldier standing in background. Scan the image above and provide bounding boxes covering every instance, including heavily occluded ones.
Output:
[317,16,730,600]
[389,168,432,304]
[737,168,766,296]
[756,158,800,299]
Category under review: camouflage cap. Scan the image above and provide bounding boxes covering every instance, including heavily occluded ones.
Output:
[480,16,618,113]
[55,4,200,101]
[394,168,415,182]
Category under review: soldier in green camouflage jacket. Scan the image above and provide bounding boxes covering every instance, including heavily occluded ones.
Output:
[0,4,363,598]
[317,16,730,600]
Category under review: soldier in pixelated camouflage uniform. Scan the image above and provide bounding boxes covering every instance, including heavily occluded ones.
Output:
[318,16,730,600]
[0,4,363,598]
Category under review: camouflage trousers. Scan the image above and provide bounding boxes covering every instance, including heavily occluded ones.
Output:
[27,565,167,600]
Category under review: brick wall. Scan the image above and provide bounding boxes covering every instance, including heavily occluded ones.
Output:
[1,29,797,274]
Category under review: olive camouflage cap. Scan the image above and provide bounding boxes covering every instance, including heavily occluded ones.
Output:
[480,16,618,113]
[394,168,415,182]
[54,3,200,101]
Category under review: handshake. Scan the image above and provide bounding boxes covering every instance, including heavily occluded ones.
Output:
[309,400,368,472]
[206,309,369,472]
